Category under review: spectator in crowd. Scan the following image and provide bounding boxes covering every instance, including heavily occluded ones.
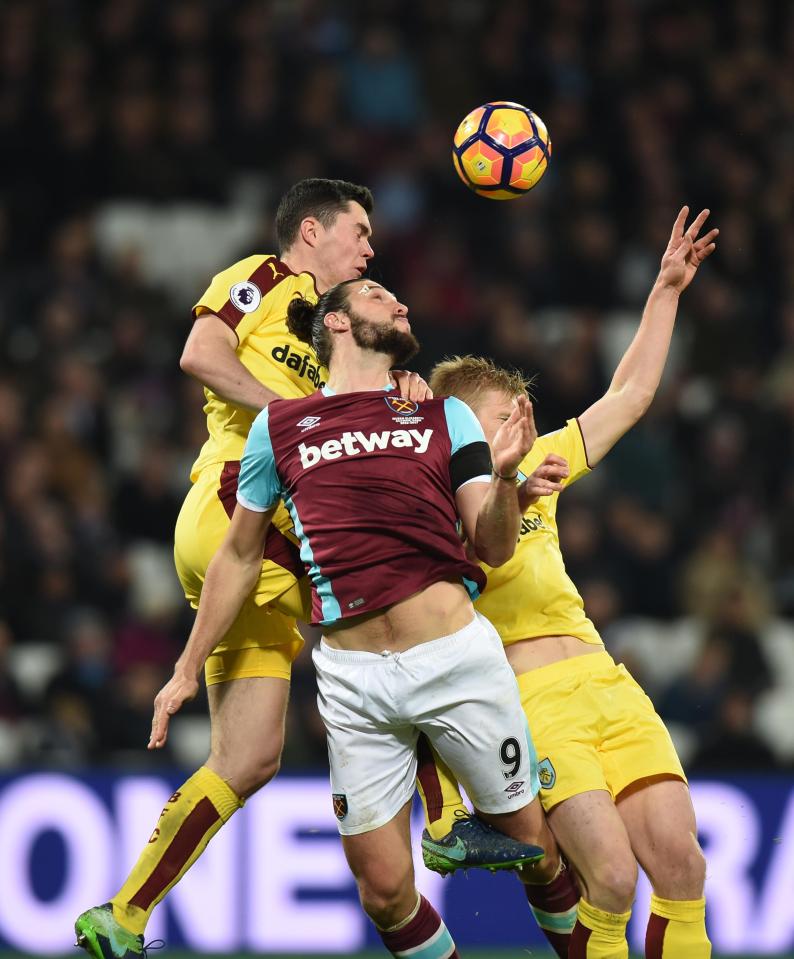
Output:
[0,0,791,768]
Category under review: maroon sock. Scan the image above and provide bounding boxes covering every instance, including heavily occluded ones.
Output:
[645,912,669,959]
[569,918,593,957]
[377,895,459,958]
[523,860,581,958]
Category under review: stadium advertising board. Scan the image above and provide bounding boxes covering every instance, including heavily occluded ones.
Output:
[0,773,792,954]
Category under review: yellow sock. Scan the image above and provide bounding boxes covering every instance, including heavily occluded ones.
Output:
[112,766,243,934]
[646,894,710,958]
[416,735,468,840]
[570,897,630,959]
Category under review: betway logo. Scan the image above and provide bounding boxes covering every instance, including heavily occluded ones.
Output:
[299,429,433,468]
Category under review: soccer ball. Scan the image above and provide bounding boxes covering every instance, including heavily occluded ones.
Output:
[452,101,551,200]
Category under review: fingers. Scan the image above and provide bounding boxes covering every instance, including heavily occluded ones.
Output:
[669,205,689,244]
[694,227,719,260]
[524,397,537,441]
[541,453,568,467]
[148,702,170,750]
[534,463,570,483]
[685,208,710,242]
[148,693,180,749]
[391,370,433,402]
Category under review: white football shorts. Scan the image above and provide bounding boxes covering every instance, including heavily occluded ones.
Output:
[312,612,540,835]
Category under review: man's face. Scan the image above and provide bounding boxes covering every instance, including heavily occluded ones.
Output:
[472,388,520,446]
[344,282,420,366]
[316,201,374,286]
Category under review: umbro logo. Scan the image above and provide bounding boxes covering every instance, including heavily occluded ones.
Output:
[297,415,322,432]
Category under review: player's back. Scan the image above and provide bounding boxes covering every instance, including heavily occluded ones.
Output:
[241,388,487,626]
[190,254,327,479]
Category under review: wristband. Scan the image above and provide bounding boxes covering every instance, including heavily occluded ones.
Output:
[492,467,518,482]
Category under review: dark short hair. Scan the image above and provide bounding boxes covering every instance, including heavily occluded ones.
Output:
[286,280,360,368]
[275,178,374,253]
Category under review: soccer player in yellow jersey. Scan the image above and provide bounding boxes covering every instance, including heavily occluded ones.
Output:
[423,207,718,959]
[75,178,401,958]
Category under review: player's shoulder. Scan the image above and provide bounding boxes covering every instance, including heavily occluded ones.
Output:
[437,395,484,440]
[434,394,477,421]
[194,254,319,325]
[267,391,324,427]
[211,254,295,303]
[519,418,588,473]
[212,253,281,279]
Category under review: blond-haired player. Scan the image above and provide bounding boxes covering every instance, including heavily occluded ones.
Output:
[421,207,718,959]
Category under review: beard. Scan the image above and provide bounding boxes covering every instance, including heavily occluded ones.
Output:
[349,309,420,367]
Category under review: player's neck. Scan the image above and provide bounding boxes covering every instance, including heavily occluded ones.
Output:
[326,351,392,395]
[280,250,328,291]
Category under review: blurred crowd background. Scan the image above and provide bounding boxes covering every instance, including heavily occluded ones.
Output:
[0,0,792,775]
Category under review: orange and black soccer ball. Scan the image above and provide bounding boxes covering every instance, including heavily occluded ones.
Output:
[453,101,552,199]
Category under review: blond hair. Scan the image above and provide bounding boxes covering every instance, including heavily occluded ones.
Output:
[429,355,533,410]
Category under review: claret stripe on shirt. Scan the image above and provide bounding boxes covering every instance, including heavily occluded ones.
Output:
[216,257,293,331]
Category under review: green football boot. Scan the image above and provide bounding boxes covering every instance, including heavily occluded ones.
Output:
[74,904,148,959]
[422,812,545,876]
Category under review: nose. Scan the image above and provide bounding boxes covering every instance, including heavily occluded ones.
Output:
[394,301,408,317]
[362,238,374,259]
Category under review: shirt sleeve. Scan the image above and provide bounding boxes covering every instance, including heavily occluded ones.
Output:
[192,255,292,346]
[519,418,592,489]
[236,408,284,511]
[443,396,492,491]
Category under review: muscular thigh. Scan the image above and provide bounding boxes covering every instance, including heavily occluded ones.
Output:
[207,675,290,790]
[341,799,414,890]
[616,777,705,899]
[548,789,638,910]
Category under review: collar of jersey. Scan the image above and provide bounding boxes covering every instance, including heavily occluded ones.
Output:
[320,383,395,397]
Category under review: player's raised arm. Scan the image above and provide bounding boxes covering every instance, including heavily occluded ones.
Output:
[577,206,718,466]
[456,395,537,567]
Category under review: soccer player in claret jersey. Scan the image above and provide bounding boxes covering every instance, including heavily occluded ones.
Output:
[422,207,718,959]
[74,179,543,959]
[144,278,566,959]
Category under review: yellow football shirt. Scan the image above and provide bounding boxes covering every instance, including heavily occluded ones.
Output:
[475,418,602,646]
[189,254,328,480]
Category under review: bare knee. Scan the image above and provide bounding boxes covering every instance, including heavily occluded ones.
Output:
[583,856,638,913]
[652,835,707,900]
[357,868,416,929]
[208,746,281,798]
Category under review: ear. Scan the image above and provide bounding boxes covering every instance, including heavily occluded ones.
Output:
[324,311,349,332]
[299,216,322,248]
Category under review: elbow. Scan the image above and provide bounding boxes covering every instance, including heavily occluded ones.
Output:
[621,385,655,422]
[476,543,515,568]
[180,341,203,378]
[631,389,655,419]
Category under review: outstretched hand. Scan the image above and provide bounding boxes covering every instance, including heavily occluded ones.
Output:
[518,454,570,511]
[658,206,719,294]
[491,395,537,479]
[148,670,200,750]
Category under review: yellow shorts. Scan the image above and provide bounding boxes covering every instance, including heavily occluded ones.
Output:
[518,651,686,812]
[174,461,311,686]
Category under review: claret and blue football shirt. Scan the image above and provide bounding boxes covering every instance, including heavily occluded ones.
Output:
[237,386,492,626]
